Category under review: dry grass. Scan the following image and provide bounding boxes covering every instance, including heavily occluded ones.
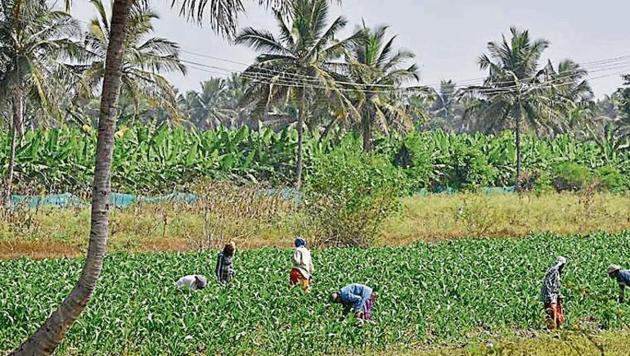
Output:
[380,192,630,245]
[410,329,630,355]
[1,191,628,259]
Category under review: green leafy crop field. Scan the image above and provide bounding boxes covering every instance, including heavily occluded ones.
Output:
[2,232,629,354]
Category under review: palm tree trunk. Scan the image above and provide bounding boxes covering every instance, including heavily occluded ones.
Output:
[362,109,371,152]
[515,105,523,191]
[2,91,22,207]
[10,1,132,354]
[319,116,337,144]
[295,90,306,190]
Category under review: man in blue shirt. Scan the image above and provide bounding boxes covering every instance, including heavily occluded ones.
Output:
[331,283,377,321]
[608,265,630,303]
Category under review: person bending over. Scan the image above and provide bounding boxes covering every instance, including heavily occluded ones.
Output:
[176,275,208,291]
[608,265,630,303]
[331,283,377,322]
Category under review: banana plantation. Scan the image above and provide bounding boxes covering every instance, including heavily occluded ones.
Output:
[2,125,627,195]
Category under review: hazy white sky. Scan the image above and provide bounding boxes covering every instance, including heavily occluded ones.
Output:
[69,0,630,98]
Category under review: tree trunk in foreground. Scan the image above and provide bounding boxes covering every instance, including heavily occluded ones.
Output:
[2,90,22,207]
[11,1,132,354]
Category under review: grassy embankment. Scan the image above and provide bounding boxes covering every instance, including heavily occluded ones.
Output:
[1,192,628,259]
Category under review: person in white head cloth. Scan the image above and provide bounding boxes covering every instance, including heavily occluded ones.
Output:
[541,256,567,329]
[175,275,208,291]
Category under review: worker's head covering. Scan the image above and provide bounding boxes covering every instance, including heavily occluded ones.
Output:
[554,256,567,268]
[195,275,208,289]
[295,237,307,248]
[608,265,621,276]
[223,241,236,256]
[330,292,340,302]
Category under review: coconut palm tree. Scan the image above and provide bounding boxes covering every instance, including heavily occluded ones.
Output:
[346,23,423,151]
[75,0,186,124]
[0,0,82,206]
[460,27,579,188]
[235,0,360,188]
[617,74,630,123]
[180,77,238,129]
[539,59,594,135]
[12,0,305,354]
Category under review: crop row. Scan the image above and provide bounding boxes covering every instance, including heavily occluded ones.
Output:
[1,232,629,354]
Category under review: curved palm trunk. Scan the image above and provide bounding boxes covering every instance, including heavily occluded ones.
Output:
[11,1,132,354]
[2,90,22,207]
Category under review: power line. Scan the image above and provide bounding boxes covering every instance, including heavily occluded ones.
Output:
[180,48,630,89]
[185,60,630,97]
[181,55,630,96]
[55,9,630,95]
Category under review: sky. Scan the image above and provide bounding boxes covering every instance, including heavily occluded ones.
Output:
[69,0,630,98]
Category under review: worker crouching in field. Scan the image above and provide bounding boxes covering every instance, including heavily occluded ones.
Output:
[607,265,630,303]
[290,237,314,292]
[176,275,208,291]
[331,283,377,323]
[541,256,567,330]
[215,241,236,284]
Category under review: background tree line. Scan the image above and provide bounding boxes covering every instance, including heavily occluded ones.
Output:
[2,1,629,143]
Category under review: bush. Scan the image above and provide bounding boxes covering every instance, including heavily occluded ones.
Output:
[595,165,628,193]
[552,162,593,192]
[444,145,497,191]
[304,141,408,247]
[393,132,432,191]
[518,170,553,193]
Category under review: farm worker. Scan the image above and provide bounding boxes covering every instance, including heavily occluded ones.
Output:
[215,241,236,284]
[541,256,567,330]
[607,265,630,303]
[331,283,377,322]
[175,275,208,291]
[290,237,314,292]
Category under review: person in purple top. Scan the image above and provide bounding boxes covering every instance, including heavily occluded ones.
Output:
[331,283,377,322]
[608,265,630,303]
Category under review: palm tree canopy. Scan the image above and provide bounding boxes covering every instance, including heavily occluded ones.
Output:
[461,27,590,135]
[63,0,337,38]
[75,0,186,123]
[0,0,82,123]
[478,27,549,81]
[235,0,360,124]
[180,77,240,129]
[346,22,423,136]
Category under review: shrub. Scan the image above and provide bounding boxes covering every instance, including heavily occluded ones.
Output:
[393,132,432,191]
[552,162,593,192]
[518,170,553,193]
[595,165,628,193]
[446,145,497,191]
[304,141,408,247]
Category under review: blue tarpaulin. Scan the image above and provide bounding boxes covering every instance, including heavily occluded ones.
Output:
[10,192,199,209]
[9,187,514,208]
